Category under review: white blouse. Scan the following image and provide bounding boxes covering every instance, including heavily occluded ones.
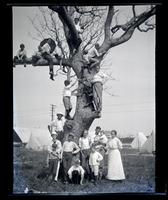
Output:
[107,137,123,150]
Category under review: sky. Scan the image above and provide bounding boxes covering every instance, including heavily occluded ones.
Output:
[13,6,155,137]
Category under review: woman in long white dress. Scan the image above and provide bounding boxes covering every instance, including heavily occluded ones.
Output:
[106,130,125,180]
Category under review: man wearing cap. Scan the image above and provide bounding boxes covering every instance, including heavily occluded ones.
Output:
[68,159,85,185]
[50,112,65,142]
[46,132,62,181]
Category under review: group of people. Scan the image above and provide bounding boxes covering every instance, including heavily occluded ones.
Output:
[13,16,109,118]
[42,114,125,185]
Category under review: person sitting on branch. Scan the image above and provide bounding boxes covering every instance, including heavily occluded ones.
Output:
[39,38,56,81]
[13,43,27,68]
[32,38,56,81]
[74,17,84,38]
[83,43,105,69]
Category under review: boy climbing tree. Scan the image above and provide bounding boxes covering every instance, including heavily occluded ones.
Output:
[63,79,78,120]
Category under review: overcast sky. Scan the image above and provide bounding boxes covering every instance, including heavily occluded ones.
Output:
[13,6,155,137]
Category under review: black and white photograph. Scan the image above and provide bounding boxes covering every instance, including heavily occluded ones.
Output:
[12,4,157,194]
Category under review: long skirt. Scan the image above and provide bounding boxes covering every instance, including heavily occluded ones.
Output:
[106,149,125,180]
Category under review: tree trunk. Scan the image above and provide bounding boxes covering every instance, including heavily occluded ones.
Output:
[63,53,99,143]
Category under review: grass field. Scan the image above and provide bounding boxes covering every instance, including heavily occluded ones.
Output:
[13,145,155,194]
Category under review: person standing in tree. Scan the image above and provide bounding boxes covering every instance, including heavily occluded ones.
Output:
[91,65,108,117]
[39,38,56,81]
[63,79,77,120]
[13,43,27,68]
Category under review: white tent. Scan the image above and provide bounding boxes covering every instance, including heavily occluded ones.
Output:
[131,132,147,149]
[26,128,52,151]
[13,127,31,144]
[140,131,155,154]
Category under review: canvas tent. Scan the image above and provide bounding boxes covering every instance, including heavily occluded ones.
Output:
[13,127,31,144]
[13,129,22,143]
[131,132,147,149]
[26,128,52,151]
[140,131,155,154]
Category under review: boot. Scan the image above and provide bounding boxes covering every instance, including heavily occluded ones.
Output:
[94,175,98,185]
[49,71,54,81]
[90,172,94,183]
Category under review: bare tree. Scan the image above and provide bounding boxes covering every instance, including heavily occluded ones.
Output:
[14,5,156,142]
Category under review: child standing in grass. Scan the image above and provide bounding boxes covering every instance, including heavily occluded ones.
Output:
[47,143,62,182]
[89,145,103,184]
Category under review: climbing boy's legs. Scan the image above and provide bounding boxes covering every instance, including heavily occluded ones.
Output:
[63,96,72,119]
[42,53,54,81]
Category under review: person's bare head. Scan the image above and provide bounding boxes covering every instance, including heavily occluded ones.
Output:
[95,43,100,50]
[74,18,79,24]
[20,43,25,50]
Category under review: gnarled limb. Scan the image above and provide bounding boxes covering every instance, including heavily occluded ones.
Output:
[48,6,82,52]
[99,5,156,52]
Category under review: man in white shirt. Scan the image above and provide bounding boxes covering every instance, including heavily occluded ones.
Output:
[68,159,85,185]
[50,112,65,142]
[61,133,80,184]
[79,130,92,179]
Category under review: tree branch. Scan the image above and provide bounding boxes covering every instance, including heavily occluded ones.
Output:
[48,6,82,51]
[101,6,156,51]
[14,57,72,68]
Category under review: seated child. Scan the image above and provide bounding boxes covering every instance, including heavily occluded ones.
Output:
[89,145,103,184]
[13,43,27,67]
[68,159,85,185]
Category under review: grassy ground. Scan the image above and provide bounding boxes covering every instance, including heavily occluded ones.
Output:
[13,145,155,194]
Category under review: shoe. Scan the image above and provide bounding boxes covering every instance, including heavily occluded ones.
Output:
[24,64,26,68]
[50,74,55,81]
